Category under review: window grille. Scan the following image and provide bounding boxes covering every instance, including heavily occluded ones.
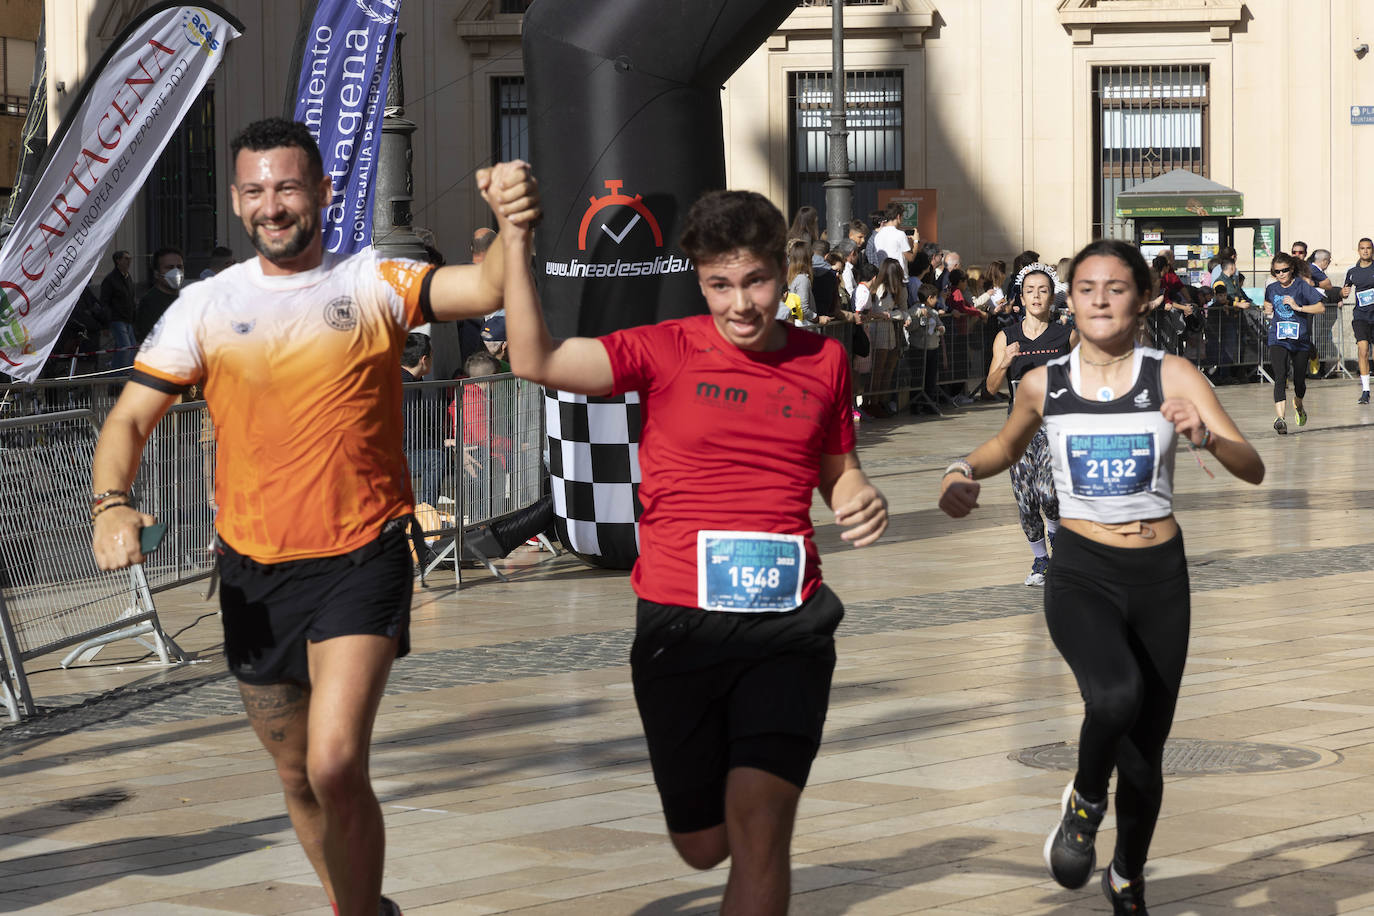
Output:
[1093,65,1209,239]
[492,76,528,165]
[789,70,903,227]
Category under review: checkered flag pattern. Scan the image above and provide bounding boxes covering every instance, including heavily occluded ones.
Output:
[545,389,643,568]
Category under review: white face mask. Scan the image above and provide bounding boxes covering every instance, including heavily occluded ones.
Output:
[164,267,185,290]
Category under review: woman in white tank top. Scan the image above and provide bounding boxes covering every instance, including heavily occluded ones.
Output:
[937,239,1264,914]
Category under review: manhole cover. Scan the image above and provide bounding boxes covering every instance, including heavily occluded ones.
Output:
[1013,739,1340,775]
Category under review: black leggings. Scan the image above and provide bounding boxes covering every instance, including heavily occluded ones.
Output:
[1269,344,1307,403]
[1044,526,1189,878]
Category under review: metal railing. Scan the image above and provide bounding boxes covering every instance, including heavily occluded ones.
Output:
[1141,300,1359,383]
[134,402,218,590]
[403,374,550,582]
[0,375,124,421]
[0,373,547,720]
[0,410,186,720]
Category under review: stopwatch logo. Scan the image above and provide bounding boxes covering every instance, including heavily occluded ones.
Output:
[577,180,664,252]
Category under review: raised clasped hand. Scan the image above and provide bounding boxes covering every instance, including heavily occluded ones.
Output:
[476,159,541,230]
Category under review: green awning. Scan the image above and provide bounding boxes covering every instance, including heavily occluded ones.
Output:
[1114,170,1244,219]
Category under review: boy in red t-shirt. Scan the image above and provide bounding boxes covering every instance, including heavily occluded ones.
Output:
[485,173,888,914]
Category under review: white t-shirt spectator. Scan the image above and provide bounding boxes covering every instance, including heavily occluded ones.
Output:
[871,225,911,280]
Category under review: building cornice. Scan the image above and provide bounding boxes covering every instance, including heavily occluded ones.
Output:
[771,0,936,51]
[455,0,523,58]
[1056,0,1245,45]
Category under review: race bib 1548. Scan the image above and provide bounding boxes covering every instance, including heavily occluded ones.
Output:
[697,531,805,612]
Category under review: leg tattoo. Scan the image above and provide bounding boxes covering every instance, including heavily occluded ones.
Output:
[240,681,310,740]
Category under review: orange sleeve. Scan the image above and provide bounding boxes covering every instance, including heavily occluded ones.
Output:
[376,258,438,329]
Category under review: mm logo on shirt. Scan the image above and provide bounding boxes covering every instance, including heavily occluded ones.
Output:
[695,381,748,409]
[323,297,358,331]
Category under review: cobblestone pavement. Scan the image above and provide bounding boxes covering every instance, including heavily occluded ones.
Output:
[8,538,1372,741]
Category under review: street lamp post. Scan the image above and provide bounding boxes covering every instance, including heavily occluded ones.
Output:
[373,32,426,260]
[823,0,853,245]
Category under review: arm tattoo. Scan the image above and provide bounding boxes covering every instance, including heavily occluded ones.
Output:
[239,682,309,740]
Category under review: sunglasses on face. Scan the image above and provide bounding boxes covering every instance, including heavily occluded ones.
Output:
[1271,267,1292,276]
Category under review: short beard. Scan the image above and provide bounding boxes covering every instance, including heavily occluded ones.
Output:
[250,216,317,265]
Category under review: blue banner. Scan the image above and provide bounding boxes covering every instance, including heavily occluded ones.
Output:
[291,0,400,255]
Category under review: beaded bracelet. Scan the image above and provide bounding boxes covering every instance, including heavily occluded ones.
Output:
[90,499,132,522]
[91,488,131,508]
[944,459,975,479]
[1197,426,1211,449]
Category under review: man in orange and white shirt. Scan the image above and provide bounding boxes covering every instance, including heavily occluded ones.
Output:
[90,118,540,916]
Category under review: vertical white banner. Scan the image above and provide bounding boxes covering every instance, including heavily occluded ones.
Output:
[0,4,242,381]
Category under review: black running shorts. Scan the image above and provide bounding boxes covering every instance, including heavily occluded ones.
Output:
[218,520,414,685]
[1353,318,1374,346]
[630,584,844,834]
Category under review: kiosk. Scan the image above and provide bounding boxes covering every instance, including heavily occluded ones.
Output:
[1116,169,1277,288]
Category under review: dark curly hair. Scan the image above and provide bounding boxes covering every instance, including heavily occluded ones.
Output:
[230,118,324,182]
[679,190,787,273]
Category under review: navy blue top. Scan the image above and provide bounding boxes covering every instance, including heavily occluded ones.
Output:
[1264,279,1324,351]
[1344,263,1374,320]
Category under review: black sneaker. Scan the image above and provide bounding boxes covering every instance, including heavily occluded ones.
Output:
[1361,391,1371,405]
[1043,780,1104,889]
[380,896,403,916]
[1102,868,1148,914]
[1274,417,1287,435]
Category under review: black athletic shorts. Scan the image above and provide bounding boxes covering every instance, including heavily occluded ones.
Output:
[218,519,414,686]
[1353,318,1374,346]
[630,584,844,834]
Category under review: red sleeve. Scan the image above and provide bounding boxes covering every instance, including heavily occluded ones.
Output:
[601,321,686,396]
[950,291,981,316]
[822,340,857,454]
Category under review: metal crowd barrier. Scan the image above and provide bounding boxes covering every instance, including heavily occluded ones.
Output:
[1143,306,1264,374]
[802,314,991,415]
[133,402,218,592]
[0,374,125,422]
[1314,303,1358,379]
[0,374,544,720]
[401,374,551,583]
[1142,300,1361,384]
[0,409,187,720]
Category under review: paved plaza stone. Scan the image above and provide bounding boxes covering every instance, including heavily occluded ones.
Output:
[5,378,1374,913]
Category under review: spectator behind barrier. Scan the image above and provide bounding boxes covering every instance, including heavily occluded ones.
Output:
[448,351,512,481]
[811,239,839,320]
[482,314,511,370]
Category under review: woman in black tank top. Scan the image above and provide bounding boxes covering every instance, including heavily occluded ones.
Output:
[939,241,1264,914]
[983,264,1076,586]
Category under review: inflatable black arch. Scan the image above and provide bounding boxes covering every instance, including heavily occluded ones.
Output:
[524,0,796,569]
